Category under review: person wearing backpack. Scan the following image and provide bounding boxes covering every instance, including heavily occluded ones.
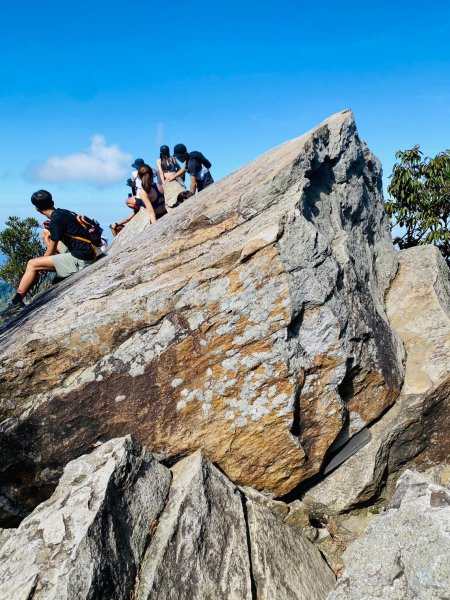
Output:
[0,190,97,317]
[167,144,214,194]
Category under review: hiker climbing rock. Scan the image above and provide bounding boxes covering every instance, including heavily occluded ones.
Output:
[0,190,99,318]
[169,144,214,194]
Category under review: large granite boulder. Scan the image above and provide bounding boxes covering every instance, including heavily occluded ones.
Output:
[0,110,404,523]
[329,470,450,599]
[0,439,335,600]
[303,245,450,514]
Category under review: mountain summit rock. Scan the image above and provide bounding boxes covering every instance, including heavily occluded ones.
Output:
[0,110,404,524]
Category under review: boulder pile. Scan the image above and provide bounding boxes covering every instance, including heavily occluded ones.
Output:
[0,437,336,599]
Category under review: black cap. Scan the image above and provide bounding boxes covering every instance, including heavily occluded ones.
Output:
[132,158,145,169]
[173,144,187,160]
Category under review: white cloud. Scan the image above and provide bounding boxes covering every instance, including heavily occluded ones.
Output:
[34,135,133,186]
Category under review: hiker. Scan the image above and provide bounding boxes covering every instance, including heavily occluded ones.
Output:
[157,145,185,211]
[157,145,182,182]
[111,157,147,236]
[110,163,164,236]
[0,190,97,317]
[136,164,166,220]
[168,144,214,194]
[123,157,145,215]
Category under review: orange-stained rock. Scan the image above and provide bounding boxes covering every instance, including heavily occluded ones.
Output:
[0,110,404,523]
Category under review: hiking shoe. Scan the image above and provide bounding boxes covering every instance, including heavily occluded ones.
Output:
[0,300,26,319]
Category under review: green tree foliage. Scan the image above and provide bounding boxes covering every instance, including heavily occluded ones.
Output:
[0,216,44,292]
[385,146,450,264]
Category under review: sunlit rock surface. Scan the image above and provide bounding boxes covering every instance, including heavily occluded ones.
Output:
[329,470,450,599]
[0,440,335,600]
[0,110,403,523]
[0,437,171,599]
[303,246,450,513]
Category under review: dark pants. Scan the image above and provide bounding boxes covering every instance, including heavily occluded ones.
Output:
[196,172,214,192]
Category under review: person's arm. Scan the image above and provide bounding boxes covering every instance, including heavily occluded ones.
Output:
[47,218,63,256]
[140,189,157,224]
[44,238,58,256]
[200,153,211,169]
[190,175,197,194]
[157,159,165,182]
[166,165,187,182]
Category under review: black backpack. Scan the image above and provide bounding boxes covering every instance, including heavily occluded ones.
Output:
[65,213,105,260]
[75,215,104,247]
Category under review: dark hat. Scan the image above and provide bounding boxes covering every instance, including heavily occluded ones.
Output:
[132,158,145,169]
[160,145,170,157]
[173,144,187,160]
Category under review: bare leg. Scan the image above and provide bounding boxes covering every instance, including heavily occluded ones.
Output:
[126,196,140,209]
[18,256,56,297]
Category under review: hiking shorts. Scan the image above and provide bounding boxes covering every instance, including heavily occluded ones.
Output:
[51,245,94,279]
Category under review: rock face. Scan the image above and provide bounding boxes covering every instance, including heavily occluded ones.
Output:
[303,245,450,514]
[330,470,450,599]
[386,245,450,396]
[0,110,404,523]
[0,436,171,600]
[246,497,336,599]
[0,439,335,600]
[136,451,253,599]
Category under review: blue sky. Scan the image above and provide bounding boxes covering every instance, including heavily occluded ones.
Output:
[0,0,449,238]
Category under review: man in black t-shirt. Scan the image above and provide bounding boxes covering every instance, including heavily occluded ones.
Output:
[167,144,214,194]
[0,190,95,317]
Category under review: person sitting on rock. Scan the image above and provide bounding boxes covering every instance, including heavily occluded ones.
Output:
[136,164,166,220]
[157,145,181,181]
[0,190,96,317]
[110,164,165,236]
[167,144,214,194]
[109,158,145,236]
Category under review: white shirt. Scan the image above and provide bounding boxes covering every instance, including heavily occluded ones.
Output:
[132,169,143,199]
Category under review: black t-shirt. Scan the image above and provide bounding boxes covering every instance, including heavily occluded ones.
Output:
[49,208,94,261]
[186,151,211,178]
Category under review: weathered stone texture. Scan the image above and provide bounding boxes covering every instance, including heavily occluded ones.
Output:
[303,375,450,513]
[386,245,450,395]
[0,442,334,600]
[0,436,171,600]
[303,245,450,513]
[246,497,335,600]
[329,470,450,600]
[0,110,403,522]
[136,451,253,600]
